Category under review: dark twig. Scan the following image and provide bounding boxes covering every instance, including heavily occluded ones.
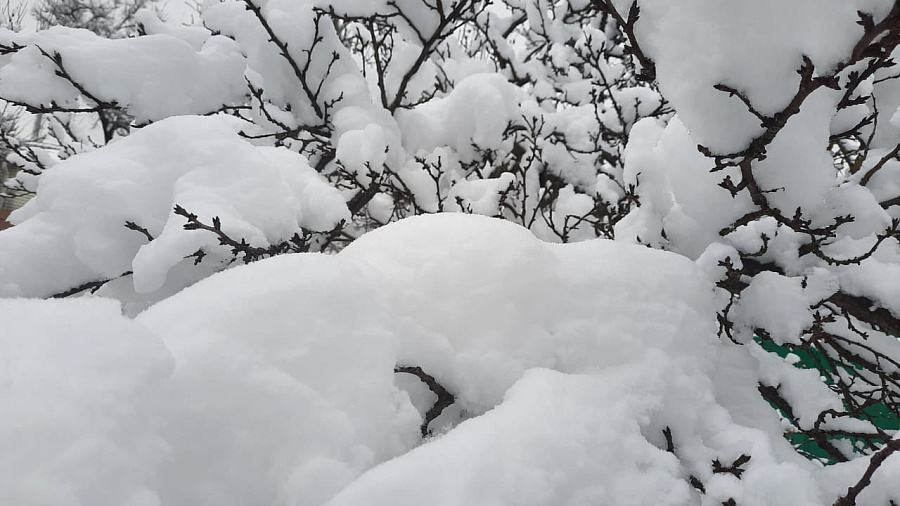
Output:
[712,454,751,478]
[51,271,133,298]
[833,437,900,506]
[124,221,154,242]
[394,365,455,437]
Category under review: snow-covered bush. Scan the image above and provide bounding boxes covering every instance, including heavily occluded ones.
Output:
[0,0,158,208]
[1,0,900,504]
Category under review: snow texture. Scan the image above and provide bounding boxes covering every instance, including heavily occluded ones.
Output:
[0,115,348,305]
[0,26,247,123]
[2,0,900,504]
[1,214,863,506]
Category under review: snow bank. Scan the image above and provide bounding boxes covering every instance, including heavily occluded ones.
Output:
[1,214,851,505]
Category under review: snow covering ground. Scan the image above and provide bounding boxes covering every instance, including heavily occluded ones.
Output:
[2,214,894,506]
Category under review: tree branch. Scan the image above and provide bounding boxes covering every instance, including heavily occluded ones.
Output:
[394,365,455,436]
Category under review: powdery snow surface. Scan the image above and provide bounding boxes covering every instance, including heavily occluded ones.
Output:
[2,214,861,506]
[0,298,173,506]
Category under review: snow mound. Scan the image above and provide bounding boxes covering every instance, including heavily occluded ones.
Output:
[136,253,421,505]
[0,298,172,506]
[1,215,841,504]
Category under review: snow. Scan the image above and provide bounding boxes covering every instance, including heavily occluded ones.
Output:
[636,0,873,153]
[813,183,894,240]
[201,0,371,125]
[1,214,845,505]
[0,26,247,123]
[734,272,813,345]
[2,0,900,503]
[396,73,522,160]
[135,252,421,505]
[134,10,213,51]
[750,343,845,430]
[0,298,173,506]
[618,116,752,257]
[838,259,900,317]
[0,115,349,305]
[328,367,692,506]
[335,123,390,180]
[821,440,900,505]
[447,172,515,216]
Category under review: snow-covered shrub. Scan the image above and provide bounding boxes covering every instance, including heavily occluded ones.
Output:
[1,0,900,504]
[5,213,894,506]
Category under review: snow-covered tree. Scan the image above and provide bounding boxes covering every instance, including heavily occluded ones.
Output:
[34,0,152,36]
[0,0,157,206]
[33,0,157,142]
[1,1,899,505]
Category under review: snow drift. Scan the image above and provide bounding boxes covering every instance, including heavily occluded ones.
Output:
[5,214,886,506]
